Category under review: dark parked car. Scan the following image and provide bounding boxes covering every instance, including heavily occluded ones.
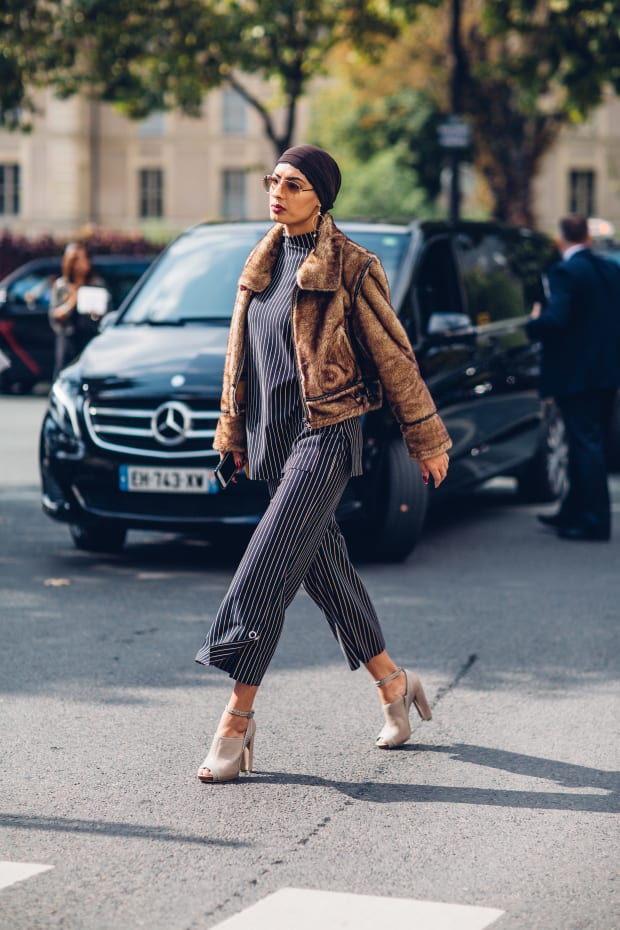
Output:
[40,219,571,560]
[0,255,154,392]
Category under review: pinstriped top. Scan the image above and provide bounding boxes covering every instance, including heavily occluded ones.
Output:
[246,231,362,480]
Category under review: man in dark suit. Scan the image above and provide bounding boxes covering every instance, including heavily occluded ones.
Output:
[527,215,620,541]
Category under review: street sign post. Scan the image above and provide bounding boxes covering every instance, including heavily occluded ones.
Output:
[438,116,471,223]
[438,116,471,150]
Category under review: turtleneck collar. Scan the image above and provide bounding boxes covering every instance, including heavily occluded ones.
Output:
[283,231,316,252]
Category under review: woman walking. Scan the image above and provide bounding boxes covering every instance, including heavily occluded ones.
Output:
[195,145,451,782]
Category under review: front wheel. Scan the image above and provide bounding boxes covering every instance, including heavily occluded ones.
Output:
[517,401,569,503]
[359,438,429,562]
[70,523,127,553]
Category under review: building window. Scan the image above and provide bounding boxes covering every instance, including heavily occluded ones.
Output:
[0,164,20,215]
[222,87,247,135]
[222,170,246,219]
[138,111,165,137]
[139,168,164,218]
[569,169,596,217]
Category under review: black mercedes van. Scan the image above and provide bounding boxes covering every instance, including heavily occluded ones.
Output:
[39,220,567,560]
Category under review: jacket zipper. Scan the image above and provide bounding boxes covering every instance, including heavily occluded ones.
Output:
[290,286,311,425]
[230,288,252,415]
[231,345,246,415]
[353,256,374,303]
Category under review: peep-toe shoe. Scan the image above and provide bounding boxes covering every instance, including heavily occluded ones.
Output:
[375,667,431,749]
[197,707,256,783]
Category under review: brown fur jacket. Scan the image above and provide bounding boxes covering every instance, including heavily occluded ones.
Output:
[213,214,452,461]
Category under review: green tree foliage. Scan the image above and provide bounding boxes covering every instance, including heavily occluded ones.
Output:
[463,0,620,224]
[0,0,409,155]
[313,82,445,213]
[315,0,620,226]
[0,2,64,129]
[332,144,439,220]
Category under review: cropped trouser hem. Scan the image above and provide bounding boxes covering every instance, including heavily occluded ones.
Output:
[196,639,387,687]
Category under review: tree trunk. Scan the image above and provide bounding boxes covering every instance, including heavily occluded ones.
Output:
[465,76,565,228]
[224,69,303,160]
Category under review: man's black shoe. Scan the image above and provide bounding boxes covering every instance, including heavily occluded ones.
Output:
[537,512,565,528]
[557,525,610,541]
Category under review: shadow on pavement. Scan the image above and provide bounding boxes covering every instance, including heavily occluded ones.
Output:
[0,811,248,847]
[257,741,619,814]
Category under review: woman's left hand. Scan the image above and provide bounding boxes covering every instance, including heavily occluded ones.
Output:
[418,452,449,488]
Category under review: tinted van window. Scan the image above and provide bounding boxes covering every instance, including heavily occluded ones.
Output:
[347,230,409,290]
[455,228,527,325]
[414,235,464,338]
[121,225,410,325]
[122,228,264,324]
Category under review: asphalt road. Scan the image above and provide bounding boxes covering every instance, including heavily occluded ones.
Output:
[1,397,619,930]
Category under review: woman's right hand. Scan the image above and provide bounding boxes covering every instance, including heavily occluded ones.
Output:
[223,452,246,472]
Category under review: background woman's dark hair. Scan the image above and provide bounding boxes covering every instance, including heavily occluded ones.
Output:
[64,241,94,284]
[559,215,589,243]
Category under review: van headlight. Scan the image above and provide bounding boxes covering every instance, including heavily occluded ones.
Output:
[49,379,82,440]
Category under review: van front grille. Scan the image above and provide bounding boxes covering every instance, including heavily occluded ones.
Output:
[84,398,220,460]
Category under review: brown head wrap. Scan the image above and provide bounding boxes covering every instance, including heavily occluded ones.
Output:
[277,144,341,212]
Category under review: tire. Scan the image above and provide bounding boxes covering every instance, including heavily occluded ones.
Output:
[361,438,429,562]
[70,523,127,553]
[517,401,569,503]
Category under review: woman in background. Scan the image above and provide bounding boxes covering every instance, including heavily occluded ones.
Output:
[49,242,104,377]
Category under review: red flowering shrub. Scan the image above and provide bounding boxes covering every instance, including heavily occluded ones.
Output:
[0,229,164,279]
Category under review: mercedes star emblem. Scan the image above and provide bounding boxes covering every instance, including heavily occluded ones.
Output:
[152,401,191,446]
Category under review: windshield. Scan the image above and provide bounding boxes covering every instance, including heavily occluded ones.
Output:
[120,224,409,325]
[348,230,409,287]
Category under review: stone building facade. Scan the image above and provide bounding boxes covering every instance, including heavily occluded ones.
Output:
[0,84,289,237]
[0,85,618,238]
[533,92,620,236]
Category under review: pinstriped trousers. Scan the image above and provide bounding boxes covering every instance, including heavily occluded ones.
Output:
[195,427,386,686]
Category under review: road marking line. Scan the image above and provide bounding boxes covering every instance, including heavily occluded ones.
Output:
[0,861,54,891]
[210,888,504,929]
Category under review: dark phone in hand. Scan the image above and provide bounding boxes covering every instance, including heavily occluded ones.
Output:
[214,453,237,489]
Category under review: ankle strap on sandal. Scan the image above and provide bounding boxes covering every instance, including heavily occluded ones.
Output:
[374,667,404,688]
[225,705,254,718]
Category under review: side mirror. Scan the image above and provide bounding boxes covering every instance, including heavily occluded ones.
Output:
[427,311,474,336]
[76,285,110,319]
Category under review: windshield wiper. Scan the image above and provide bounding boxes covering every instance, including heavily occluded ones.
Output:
[131,318,187,326]
[175,316,230,323]
[126,315,230,326]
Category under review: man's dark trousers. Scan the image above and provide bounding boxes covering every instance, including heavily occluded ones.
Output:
[557,388,615,538]
[526,248,620,540]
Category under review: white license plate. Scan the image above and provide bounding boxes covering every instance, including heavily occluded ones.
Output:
[119,465,218,494]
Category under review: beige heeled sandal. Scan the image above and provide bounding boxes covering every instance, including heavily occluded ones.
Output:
[375,667,431,749]
[197,706,256,783]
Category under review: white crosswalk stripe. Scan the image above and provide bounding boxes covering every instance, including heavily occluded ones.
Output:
[211,888,504,930]
[0,861,54,891]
